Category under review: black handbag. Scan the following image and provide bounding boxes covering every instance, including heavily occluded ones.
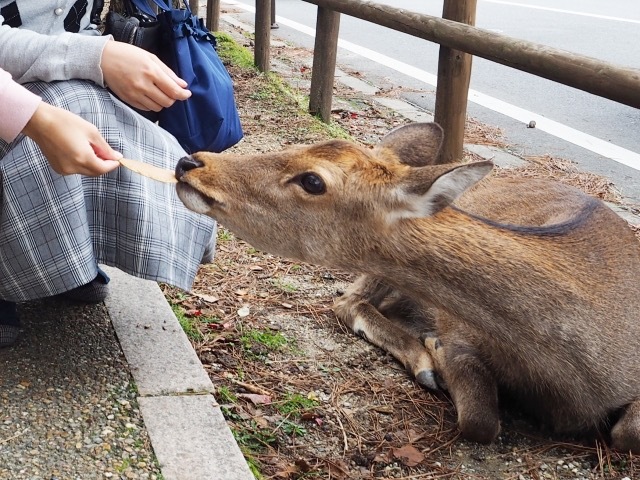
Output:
[103,8,163,121]
[104,8,161,58]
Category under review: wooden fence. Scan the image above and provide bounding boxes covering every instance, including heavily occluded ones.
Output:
[206,0,640,164]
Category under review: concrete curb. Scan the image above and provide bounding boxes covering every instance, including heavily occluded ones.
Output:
[103,266,255,480]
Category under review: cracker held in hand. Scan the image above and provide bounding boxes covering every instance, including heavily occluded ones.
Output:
[118,158,178,184]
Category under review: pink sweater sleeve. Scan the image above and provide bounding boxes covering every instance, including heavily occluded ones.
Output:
[0,68,42,143]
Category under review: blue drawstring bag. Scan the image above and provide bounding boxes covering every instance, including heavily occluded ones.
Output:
[129,0,243,153]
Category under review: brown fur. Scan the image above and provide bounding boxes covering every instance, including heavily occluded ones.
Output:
[175,122,640,452]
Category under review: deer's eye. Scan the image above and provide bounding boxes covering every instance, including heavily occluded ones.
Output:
[298,172,326,195]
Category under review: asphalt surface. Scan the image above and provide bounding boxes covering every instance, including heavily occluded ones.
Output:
[0,266,254,480]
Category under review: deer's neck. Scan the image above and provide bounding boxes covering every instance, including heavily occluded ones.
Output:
[354,208,576,319]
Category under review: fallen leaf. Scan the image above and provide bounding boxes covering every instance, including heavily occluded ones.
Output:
[324,459,350,480]
[274,464,299,478]
[294,458,312,473]
[392,444,425,467]
[237,393,272,405]
[370,405,394,414]
[195,293,219,303]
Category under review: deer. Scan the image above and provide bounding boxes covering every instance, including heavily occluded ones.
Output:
[174,122,640,453]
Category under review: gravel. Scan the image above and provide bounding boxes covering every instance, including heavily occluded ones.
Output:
[0,298,162,479]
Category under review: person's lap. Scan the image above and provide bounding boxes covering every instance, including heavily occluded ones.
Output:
[0,80,216,346]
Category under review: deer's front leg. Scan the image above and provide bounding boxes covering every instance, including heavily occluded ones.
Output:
[333,275,439,390]
[423,314,500,444]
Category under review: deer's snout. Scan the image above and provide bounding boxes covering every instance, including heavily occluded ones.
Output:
[175,155,204,181]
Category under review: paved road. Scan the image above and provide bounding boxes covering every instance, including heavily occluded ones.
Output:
[227,0,640,202]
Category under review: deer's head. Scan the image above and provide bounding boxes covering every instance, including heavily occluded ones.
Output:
[175,123,492,266]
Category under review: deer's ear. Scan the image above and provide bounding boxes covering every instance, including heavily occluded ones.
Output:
[375,122,444,166]
[390,161,493,221]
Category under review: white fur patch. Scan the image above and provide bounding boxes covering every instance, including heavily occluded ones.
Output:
[176,184,212,215]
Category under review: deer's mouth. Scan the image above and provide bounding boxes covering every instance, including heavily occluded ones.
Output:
[176,182,222,215]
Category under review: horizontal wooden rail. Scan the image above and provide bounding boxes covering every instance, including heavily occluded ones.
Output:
[302,0,640,109]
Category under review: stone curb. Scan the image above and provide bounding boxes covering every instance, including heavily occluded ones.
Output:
[103,266,255,480]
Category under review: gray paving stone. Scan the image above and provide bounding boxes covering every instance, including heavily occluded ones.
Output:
[373,97,435,123]
[465,143,526,168]
[138,394,255,480]
[103,266,214,397]
[335,68,379,95]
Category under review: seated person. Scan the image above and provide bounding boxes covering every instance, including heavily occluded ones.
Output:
[0,2,217,347]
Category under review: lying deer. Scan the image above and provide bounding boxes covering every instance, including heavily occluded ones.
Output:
[174,122,640,452]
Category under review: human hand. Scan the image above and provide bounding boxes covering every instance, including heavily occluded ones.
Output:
[100,41,192,111]
[22,102,122,176]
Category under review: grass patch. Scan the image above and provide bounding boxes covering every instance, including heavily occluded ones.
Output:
[245,454,264,480]
[214,31,255,70]
[271,277,299,293]
[276,392,319,418]
[217,228,234,242]
[241,328,290,351]
[171,304,202,341]
[280,419,307,437]
[217,385,238,404]
[170,304,220,342]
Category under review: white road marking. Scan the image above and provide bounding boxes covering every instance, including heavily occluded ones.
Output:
[482,1,640,25]
[224,0,640,171]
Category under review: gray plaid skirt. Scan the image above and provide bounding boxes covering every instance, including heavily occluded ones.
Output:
[0,80,216,302]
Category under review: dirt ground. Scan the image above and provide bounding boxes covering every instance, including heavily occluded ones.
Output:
[164,30,640,480]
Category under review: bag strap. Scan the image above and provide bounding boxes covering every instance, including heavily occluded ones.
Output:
[130,0,193,16]
[127,0,159,18]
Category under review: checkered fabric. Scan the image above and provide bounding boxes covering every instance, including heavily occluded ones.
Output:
[0,80,216,302]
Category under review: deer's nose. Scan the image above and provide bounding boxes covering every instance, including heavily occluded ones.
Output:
[175,156,204,180]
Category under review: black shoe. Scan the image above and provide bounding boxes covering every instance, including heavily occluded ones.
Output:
[0,300,19,348]
[60,268,110,304]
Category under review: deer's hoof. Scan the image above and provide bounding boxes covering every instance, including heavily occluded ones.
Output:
[416,369,440,391]
[459,415,501,444]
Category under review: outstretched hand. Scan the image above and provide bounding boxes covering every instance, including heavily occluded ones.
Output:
[100,40,191,111]
[23,102,122,176]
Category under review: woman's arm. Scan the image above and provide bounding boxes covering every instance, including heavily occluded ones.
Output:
[0,68,40,142]
[0,5,190,112]
[0,17,110,86]
[0,68,120,176]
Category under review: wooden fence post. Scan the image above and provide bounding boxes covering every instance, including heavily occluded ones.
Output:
[188,0,199,15]
[309,8,341,122]
[206,0,221,32]
[433,0,477,164]
[271,0,278,28]
[255,0,272,72]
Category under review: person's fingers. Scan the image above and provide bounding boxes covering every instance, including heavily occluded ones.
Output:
[86,159,121,176]
[153,56,189,89]
[136,94,166,112]
[91,135,123,162]
[145,87,178,110]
